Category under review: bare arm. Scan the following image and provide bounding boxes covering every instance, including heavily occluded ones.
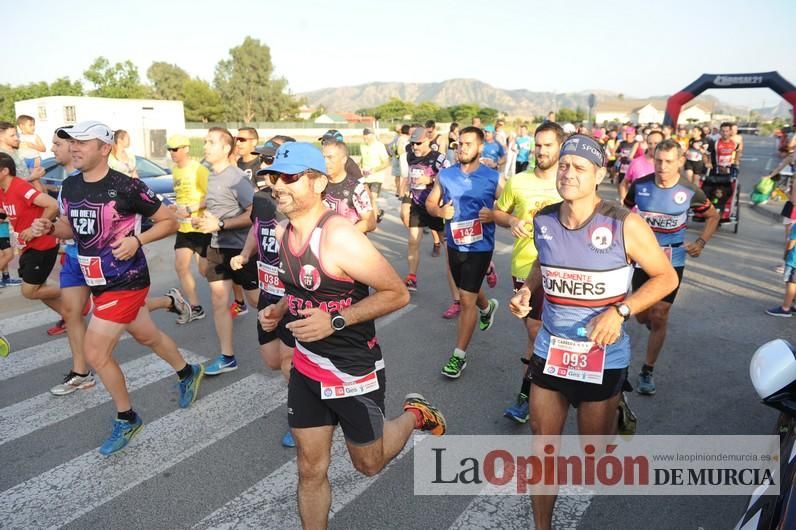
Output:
[355,210,377,234]
[685,204,719,257]
[508,260,542,318]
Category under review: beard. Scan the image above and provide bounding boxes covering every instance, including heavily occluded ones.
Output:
[536,155,558,171]
[458,151,479,165]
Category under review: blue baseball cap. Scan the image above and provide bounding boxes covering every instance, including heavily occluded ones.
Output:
[257,142,327,176]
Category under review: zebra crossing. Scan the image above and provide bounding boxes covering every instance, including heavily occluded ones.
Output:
[0,303,590,530]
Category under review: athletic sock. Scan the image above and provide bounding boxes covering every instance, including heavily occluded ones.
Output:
[520,376,532,397]
[407,273,417,281]
[235,299,245,307]
[73,371,90,378]
[222,354,236,364]
[407,407,424,429]
[453,348,466,359]
[177,364,193,380]
[641,364,654,375]
[117,409,137,423]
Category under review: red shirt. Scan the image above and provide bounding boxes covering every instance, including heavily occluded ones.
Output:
[0,177,57,252]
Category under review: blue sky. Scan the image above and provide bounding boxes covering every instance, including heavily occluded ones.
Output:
[8,0,796,109]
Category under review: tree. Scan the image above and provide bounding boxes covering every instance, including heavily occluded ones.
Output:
[213,37,298,122]
[557,107,579,123]
[148,62,189,100]
[448,103,481,123]
[183,79,224,123]
[84,57,150,98]
[363,98,414,120]
[0,78,84,122]
[477,107,500,123]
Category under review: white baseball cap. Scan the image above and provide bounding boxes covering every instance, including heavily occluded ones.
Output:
[56,121,114,144]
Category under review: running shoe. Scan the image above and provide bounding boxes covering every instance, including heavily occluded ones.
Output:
[766,306,793,318]
[441,354,467,379]
[188,305,206,322]
[166,287,192,324]
[99,415,144,456]
[617,392,638,436]
[376,209,384,223]
[47,319,67,336]
[403,393,446,436]
[431,244,441,257]
[178,364,205,408]
[479,299,499,331]
[503,393,529,424]
[204,355,238,375]
[442,301,461,319]
[486,262,498,288]
[637,371,656,395]
[282,430,296,448]
[3,277,22,287]
[229,301,249,318]
[50,371,96,396]
[0,335,10,358]
[404,277,417,293]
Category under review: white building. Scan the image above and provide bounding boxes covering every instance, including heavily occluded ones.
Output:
[595,98,713,126]
[14,96,185,161]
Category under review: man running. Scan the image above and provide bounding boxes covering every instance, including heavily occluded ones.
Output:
[168,134,210,323]
[32,121,203,455]
[493,122,565,423]
[359,128,389,223]
[425,126,500,379]
[618,130,663,203]
[258,142,446,528]
[508,134,678,530]
[400,128,448,289]
[194,127,258,376]
[321,140,376,233]
[623,138,719,395]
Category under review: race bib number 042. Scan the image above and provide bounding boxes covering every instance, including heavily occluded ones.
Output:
[544,335,605,385]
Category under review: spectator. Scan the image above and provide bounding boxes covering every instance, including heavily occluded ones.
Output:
[109,130,139,178]
[16,115,45,170]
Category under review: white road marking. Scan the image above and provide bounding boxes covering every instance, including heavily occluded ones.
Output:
[0,373,286,529]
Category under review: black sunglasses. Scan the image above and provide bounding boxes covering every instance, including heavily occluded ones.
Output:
[236,137,256,142]
[167,147,186,152]
[260,154,275,165]
[411,141,424,146]
[267,171,309,186]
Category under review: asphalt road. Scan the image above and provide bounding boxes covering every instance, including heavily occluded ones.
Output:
[1,135,794,530]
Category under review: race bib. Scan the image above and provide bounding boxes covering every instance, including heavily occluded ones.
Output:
[717,154,733,168]
[257,261,285,297]
[544,335,605,385]
[449,219,483,246]
[410,168,427,190]
[686,150,702,162]
[320,371,380,400]
[77,255,107,286]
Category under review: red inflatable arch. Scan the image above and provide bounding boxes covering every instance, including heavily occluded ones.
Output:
[663,71,796,127]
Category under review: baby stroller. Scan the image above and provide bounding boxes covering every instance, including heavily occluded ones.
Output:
[694,164,739,234]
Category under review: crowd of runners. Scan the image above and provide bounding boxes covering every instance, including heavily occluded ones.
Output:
[0,109,754,528]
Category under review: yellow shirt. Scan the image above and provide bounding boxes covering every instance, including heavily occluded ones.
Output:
[359,141,389,183]
[172,160,210,233]
[495,170,562,279]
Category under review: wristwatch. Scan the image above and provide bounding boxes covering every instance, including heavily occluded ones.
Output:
[217,219,225,231]
[330,311,346,331]
[613,302,631,321]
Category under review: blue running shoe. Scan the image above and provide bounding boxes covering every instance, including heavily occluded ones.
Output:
[503,393,529,424]
[99,416,143,456]
[204,355,238,375]
[178,364,205,408]
[3,277,22,287]
[282,430,296,448]
[637,371,656,395]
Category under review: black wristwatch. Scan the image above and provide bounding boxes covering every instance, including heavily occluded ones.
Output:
[330,311,346,331]
[613,302,631,321]
[217,219,225,231]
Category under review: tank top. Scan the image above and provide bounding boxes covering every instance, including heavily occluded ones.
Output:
[251,191,282,304]
[438,164,499,252]
[715,138,737,169]
[279,211,382,384]
[533,201,633,369]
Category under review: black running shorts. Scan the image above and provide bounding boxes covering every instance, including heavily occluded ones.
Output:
[256,291,295,347]
[529,354,626,407]
[632,265,684,304]
[205,247,258,290]
[448,247,492,293]
[408,203,444,232]
[19,246,59,285]
[287,367,386,445]
[174,231,211,257]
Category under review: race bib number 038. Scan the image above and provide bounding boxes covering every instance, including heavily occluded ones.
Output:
[449,219,483,246]
[257,261,285,297]
[544,335,605,385]
[77,255,107,286]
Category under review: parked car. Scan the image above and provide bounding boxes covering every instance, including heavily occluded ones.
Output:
[40,156,175,203]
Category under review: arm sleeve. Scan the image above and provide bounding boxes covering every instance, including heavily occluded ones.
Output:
[129,178,162,217]
[20,182,41,207]
[352,183,374,215]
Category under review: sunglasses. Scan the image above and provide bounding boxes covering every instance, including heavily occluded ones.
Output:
[411,141,425,146]
[236,137,256,142]
[260,154,275,165]
[267,170,310,186]
[167,147,184,152]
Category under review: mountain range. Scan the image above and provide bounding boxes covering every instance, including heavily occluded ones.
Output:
[299,79,791,119]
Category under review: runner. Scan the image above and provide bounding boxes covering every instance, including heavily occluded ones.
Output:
[425,126,500,379]
[168,133,210,323]
[318,130,362,179]
[493,122,565,423]
[230,152,297,447]
[32,121,204,455]
[360,128,389,223]
[623,138,719,395]
[0,153,64,319]
[618,129,663,203]
[400,127,448,289]
[615,128,638,186]
[321,140,376,233]
[508,134,678,530]
[703,123,738,213]
[193,127,258,376]
[257,142,446,528]
[604,128,619,183]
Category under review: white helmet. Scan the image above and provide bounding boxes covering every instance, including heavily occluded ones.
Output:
[750,339,796,400]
